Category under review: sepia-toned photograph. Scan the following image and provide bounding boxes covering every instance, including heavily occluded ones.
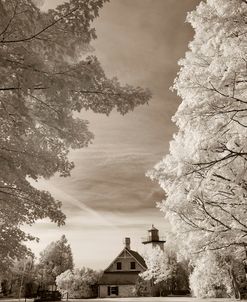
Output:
[0,0,247,301]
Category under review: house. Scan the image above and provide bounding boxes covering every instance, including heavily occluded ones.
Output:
[98,237,147,298]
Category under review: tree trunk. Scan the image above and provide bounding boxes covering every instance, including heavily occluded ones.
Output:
[243,245,247,297]
[229,266,241,300]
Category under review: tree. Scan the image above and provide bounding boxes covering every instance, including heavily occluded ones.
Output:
[56,267,101,298]
[37,235,73,287]
[190,251,246,299]
[149,0,247,272]
[134,276,151,297]
[0,0,151,270]
[0,256,37,298]
[140,246,189,296]
[140,247,176,296]
[141,247,172,286]
[190,252,231,298]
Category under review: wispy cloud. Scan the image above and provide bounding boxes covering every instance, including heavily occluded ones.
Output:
[27,0,199,269]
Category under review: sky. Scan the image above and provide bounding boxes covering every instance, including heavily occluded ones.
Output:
[25,0,200,270]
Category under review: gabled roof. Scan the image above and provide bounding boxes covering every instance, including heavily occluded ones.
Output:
[127,249,147,269]
[104,247,147,272]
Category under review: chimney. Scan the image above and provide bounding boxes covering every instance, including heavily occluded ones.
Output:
[124,237,131,249]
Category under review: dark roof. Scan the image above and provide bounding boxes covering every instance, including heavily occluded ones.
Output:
[149,224,158,231]
[98,272,140,285]
[127,249,147,269]
[104,247,147,272]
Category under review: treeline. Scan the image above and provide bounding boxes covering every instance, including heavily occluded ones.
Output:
[137,244,246,299]
[0,236,191,299]
[4,235,244,299]
[136,246,190,297]
[0,235,101,299]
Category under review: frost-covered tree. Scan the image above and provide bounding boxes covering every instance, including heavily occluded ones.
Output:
[190,251,246,299]
[150,0,247,265]
[140,247,173,286]
[0,0,151,270]
[140,246,189,296]
[37,235,73,286]
[190,252,231,298]
[56,267,101,298]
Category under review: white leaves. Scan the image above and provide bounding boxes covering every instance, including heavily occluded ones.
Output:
[189,252,232,298]
[140,247,173,284]
[56,267,100,298]
[149,0,247,273]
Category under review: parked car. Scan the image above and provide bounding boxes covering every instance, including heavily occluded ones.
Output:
[34,290,61,302]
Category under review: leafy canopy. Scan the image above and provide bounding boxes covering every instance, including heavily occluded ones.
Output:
[56,267,101,298]
[0,0,151,270]
[149,0,247,261]
[38,235,74,285]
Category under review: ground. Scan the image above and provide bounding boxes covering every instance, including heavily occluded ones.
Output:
[0,297,239,302]
[0,297,240,302]
[69,298,239,302]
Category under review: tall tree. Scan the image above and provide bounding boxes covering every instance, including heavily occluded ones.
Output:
[37,235,73,287]
[190,251,245,299]
[149,0,247,263]
[56,267,101,299]
[140,246,189,296]
[0,256,36,298]
[0,0,151,270]
[140,247,173,286]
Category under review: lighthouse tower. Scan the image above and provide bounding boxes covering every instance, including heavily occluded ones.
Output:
[142,225,165,251]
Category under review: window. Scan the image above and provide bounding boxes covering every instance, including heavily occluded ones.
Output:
[108,286,119,296]
[116,262,122,270]
[130,261,136,269]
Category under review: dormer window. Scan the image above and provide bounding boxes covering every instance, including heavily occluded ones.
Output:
[116,262,122,270]
[130,261,136,269]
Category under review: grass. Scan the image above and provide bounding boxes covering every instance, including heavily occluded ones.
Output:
[0,297,240,302]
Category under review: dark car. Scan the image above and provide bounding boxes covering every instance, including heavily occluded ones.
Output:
[34,290,61,302]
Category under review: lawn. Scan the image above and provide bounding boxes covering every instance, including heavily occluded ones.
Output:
[0,298,239,302]
[66,297,237,302]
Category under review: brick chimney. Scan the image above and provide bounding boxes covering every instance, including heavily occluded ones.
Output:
[124,237,131,249]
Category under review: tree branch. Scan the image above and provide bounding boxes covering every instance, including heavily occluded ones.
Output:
[0,0,18,37]
[0,6,79,44]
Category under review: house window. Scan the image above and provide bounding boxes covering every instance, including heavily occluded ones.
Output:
[130,261,136,269]
[108,286,119,296]
[116,262,122,270]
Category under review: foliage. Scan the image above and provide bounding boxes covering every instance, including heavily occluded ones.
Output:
[190,252,231,298]
[0,256,37,298]
[37,235,73,286]
[139,246,189,296]
[56,267,101,299]
[140,247,173,285]
[168,258,190,295]
[190,251,246,299]
[0,0,151,270]
[134,275,151,297]
[149,0,247,264]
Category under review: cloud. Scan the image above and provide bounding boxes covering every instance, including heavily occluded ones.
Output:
[30,0,199,269]
[24,207,170,269]
[34,149,165,214]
